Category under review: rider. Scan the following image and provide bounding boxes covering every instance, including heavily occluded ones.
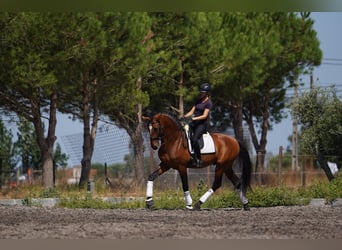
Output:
[183,83,212,167]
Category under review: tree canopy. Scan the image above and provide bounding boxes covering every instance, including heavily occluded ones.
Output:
[292,86,342,167]
[0,12,325,187]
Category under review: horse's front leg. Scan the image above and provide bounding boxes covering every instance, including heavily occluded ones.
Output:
[178,167,193,210]
[146,164,169,209]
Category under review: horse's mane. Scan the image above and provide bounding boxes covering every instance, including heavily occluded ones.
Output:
[158,112,188,148]
[158,112,183,130]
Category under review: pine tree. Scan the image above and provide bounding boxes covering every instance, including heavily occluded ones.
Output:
[0,13,59,188]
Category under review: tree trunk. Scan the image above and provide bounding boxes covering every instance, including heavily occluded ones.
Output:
[178,58,185,117]
[80,108,92,187]
[41,150,54,188]
[33,91,57,189]
[257,92,269,171]
[244,92,270,185]
[230,100,244,142]
[131,123,146,187]
[132,77,146,187]
[79,74,98,188]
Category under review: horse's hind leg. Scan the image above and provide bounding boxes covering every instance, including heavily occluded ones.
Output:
[193,166,224,210]
[225,167,250,211]
[224,164,243,189]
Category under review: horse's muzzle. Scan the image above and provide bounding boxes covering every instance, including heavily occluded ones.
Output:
[150,137,160,150]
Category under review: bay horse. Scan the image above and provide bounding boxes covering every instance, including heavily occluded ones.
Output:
[144,113,252,211]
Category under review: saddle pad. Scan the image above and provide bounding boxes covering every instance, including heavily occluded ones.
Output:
[187,132,216,154]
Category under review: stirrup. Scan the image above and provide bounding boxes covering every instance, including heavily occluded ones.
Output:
[194,158,202,167]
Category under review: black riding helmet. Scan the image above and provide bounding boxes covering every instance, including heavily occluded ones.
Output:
[199,83,211,93]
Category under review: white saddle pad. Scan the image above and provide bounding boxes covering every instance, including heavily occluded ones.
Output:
[184,125,216,154]
[199,132,216,154]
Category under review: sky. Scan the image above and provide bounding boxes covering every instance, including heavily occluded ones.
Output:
[2,12,342,158]
[266,12,342,154]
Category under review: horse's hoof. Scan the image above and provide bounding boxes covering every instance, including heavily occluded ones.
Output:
[186,205,193,210]
[193,201,202,211]
[243,203,250,211]
[146,198,154,210]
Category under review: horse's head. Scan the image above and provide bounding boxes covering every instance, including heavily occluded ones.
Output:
[144,113,181,150]
[147,114,163,150]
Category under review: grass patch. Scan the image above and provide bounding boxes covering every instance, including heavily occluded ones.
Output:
[2,176,341,209]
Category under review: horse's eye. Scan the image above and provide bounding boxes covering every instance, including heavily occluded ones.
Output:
[151,121,159,129]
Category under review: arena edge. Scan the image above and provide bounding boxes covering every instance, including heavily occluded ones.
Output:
[0,176,341,209]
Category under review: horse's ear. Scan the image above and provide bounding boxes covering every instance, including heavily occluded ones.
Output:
[142,109,154,121]
[142,115,151,121]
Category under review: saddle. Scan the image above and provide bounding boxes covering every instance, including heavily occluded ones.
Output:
[184,124,216,154]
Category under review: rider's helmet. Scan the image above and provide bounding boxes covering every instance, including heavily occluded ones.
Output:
[199,83,211,93]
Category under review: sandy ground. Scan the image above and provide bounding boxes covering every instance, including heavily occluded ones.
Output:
[0,205,341,239]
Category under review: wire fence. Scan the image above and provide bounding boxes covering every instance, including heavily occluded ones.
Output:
[150,167,329,192]
[1,153,338,191]
[149,154,336,191]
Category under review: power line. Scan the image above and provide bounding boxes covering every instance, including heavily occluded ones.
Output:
[321,57,342,66]
[286,84,342,91]
[285,89,342,98]
[323,57,342,61]
[321,62,342,66]
[316,83,342,86]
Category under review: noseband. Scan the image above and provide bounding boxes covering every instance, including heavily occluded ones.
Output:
[149,119,162,141]
[148,114,187,150]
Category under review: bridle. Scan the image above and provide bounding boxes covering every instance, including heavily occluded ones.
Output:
[149,119,162,142]
[147,114,188,150]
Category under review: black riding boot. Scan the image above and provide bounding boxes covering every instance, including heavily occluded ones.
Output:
[193,142,202,167]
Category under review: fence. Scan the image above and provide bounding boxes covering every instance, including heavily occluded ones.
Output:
[151,154,331,191]
[0,154,334,191]
[151,168,328,192]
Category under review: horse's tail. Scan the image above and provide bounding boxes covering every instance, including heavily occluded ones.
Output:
[238,141,252,193]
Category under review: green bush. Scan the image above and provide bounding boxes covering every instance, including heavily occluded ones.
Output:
[248,186,308,207]
[304,176,342,202]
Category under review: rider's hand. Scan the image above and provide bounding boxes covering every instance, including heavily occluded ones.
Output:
[180,116,191,123]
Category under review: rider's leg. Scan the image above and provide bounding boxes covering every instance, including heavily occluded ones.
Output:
[192,125,205,167]
[192,140,202,167]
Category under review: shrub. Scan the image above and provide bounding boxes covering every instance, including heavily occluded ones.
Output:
[305,176,342,202]
[248,186,307,207]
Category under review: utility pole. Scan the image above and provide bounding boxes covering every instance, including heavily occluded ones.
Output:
[292,79,299,171]
[310,72,314,91]
[278,146,283,185]
[0,154,2,189]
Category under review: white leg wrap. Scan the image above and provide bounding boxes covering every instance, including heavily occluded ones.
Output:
[146,181,153,197]
[184,191,193,206]
[199,188,214,204]
[239,189,248,205]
